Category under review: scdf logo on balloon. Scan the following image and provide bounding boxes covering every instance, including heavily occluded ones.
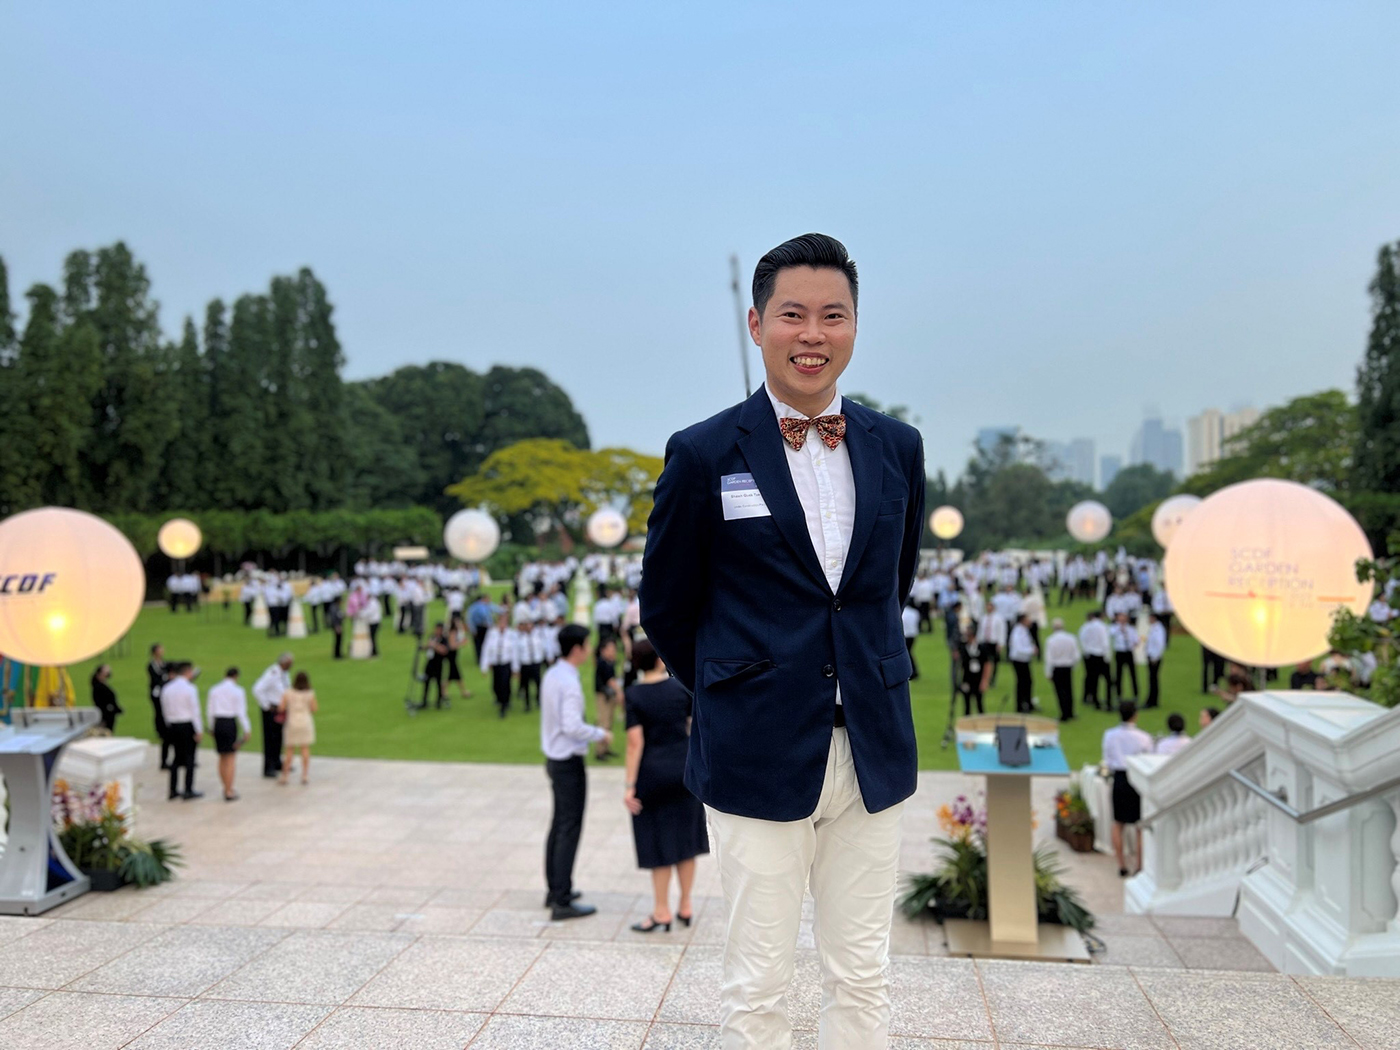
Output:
[0,573,58,596]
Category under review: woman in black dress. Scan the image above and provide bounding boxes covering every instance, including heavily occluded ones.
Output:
[623,639,709,933]
[90,665,122,732]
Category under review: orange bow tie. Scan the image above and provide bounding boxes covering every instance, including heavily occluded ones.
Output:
[778,414,847,452]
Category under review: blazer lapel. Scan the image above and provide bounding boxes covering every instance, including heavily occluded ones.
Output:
[736,388,828,592]
[837,402,883,594]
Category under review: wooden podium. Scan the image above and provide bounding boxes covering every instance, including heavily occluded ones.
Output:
[944,715,1090,962]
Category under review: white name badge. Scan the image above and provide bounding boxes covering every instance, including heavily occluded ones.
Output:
[721,472,772,520]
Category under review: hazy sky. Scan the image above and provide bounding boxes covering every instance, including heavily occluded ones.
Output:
[3,3,1397,478]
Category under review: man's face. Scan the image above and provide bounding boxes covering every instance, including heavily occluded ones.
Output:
[749,266,855,410]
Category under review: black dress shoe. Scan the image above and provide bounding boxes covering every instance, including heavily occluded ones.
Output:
[168,791,180,800]
[551,903,597,921]
[182,790,204,800]
[544,890,582,908]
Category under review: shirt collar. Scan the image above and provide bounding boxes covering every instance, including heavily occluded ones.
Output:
[766,385,842,422]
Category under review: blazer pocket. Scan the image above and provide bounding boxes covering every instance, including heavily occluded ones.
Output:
[702,657,776,689]
[880,649,914,688]
[877,497,906,517]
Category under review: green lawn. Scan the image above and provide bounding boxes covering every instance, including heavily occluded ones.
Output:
[66,594,1215,772]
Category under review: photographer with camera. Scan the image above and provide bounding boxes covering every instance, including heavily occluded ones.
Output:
[418,622,450,710]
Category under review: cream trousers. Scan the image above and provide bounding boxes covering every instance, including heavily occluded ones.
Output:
[706,727,904,1050]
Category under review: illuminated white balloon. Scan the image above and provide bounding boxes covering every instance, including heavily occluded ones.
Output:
[1066,500,1113,544]
[586,508,628,549]
[0,508,146,665]
[1164,479,1373,668]
[1151,495,1202,549]
[157,517,202,559]
[443,509,501,562]
[929,506,964,541]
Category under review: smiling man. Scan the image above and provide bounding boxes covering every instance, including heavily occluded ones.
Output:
[641,233,926,1049]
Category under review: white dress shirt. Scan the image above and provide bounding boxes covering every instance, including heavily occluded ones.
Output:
[207,678,252,735]
[1155,734,1191,757]
[1078,619,1109,658]
[159,677,202,733]
[1102,723,1154,771]
[479,626,520,673]
[1146,622,1167,662]
[540,660,606,760]
[1110,623,1140,653]
[768,386,855,703]
[1043,630,1081,678]
[1007,623,1036,663]
[901,606,919,639]
[976,612,1007,648]
[252,664,290,713]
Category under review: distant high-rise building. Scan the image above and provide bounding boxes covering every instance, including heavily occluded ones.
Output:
[1130,416,1185,477]
[1186,406,1260,475]
[1046,438,1096,487]
[975,426,1020,461]
[1100,454,1123,490]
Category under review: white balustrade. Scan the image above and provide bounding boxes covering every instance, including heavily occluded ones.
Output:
[1125,691,1400,976]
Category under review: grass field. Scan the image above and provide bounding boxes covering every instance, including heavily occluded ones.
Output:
[65,592,1216,772]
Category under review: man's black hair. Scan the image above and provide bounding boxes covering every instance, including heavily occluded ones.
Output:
[558,623,590,659]
[172,661,194,675]
[752,233,859,318]
[1119,700,1137,722]
[225,667,239,678]
[1166,712,1185,733]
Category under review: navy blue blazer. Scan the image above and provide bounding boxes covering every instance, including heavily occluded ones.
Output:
[640,386,926,822]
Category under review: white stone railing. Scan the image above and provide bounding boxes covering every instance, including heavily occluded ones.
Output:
[1124,690,1400,976]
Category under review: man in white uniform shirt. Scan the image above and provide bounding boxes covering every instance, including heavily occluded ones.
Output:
[1007,613,1038,713]
[253,654,293,778]
[1043,617,1081,722]
[540,624,612,919]
[1078,611,1110,710]
[159,662,203,800]
[1110,613,1140,702]
[207,667,251,801]
[1144,612,1168,708]
[1103,701,1154,876]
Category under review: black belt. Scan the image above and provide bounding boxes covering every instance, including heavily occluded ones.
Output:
[833,705,846,728]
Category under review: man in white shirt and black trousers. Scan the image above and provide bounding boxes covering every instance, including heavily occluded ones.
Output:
[159,662,203,800]
[252,654,293,778]
[1043,617,1081,722]
[540,623,612,920]
[1007,612,1038,713]
[642,234,925,1049]
[1078,610,1110,710]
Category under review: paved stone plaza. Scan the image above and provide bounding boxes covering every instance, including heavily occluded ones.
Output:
[2,751,1397,1048]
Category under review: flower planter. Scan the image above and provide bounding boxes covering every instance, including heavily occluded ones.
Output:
[1055,822,1095,853]
[82,868,124,893]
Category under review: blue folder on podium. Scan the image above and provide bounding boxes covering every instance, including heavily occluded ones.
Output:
[946,715,1087,961]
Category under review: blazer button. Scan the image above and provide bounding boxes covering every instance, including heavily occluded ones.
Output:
[822,664,835,678]
[832,598,842,611]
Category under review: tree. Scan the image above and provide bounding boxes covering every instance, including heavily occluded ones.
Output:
[477,366,591,459]
[1355,241,1400,495]
[845,392,919,425]
[213,294,273,510]
[1101,463,1175,520]
[341,385,425,507]
[155,318,209,510]
[0,255,14,363]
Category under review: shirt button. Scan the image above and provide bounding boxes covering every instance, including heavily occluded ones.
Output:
[832,598,842,611]
[822,664,835,678]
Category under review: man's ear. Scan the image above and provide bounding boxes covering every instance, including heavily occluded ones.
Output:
[747,306,762,346]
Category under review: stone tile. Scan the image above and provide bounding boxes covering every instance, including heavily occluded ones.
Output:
[127,897,218,924]
[70,925,286,997]
[888,918,929,955]
[0,916,51,948]
[501,941,682,1020]
[0,988,44,1021]
[1136,970,1354,1050]
[0,920,167,988]
[471,908,554,938]
[0,990,181,1049]
[1092,913,1162,937]
[327,903,412,931]
[1295,976,1400,1050]
[469,1014,649,1048]
[128,998,329,1049]
[351,936,546,1011]
[359,885,436,907]
[232,881,308,902]
[426,887,504,909]
[541,907,627,941]
[643,1023,720,1048]
[257,901,352,929]
[1095,933,1185,969]
[1171,935,1274,972]
[980,959,1173,1048]
[297,1006,488,1049]
[393,906,486,935]
[48,890,153,921]
[889,957,992,1041]
[163,878,250,899]
[188,898,285,926]
[1150,916,1242,939]
[657,946,721,1025]
[205,929,413,1004]
[297,883,371,904]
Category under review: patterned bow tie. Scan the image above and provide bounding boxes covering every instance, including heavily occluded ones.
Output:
[778,413,847,452]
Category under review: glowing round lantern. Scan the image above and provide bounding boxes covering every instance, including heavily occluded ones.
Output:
[1163,479,1373,668]
[157,517,202,560]
[0,508,146,666]
[443,509,501,563]
[929,506,964,541]
[586,508,628,549]
[1066,500,1112,544]
[1151,495,1202,549]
